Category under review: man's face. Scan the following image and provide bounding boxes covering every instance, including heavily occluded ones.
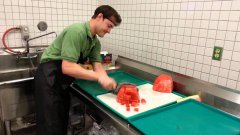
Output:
[96,18,115,37]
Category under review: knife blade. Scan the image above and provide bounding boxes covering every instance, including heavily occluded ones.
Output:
[112,82,138,95]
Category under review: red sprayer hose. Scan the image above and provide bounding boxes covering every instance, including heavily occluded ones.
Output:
[2,27,22,54]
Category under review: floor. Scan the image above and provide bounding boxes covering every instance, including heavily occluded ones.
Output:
[1,125,89,135]
[11,125,90,135]
[2,95,94,135]
[9,114,93,135]
[12,127,35,135]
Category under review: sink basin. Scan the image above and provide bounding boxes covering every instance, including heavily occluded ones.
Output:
[0,47,43,83]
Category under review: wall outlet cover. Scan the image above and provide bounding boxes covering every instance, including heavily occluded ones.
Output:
[212,46,223,61]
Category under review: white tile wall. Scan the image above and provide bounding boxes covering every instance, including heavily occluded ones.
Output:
[0,0,98,48]
[99,0,240,91]
[1,0,240,91]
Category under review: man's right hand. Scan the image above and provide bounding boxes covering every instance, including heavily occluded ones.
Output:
[98,75,117,90]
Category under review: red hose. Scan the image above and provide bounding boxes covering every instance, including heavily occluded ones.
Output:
[2,27,22,54]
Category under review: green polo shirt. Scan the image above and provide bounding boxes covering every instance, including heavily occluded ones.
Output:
[40,22,101,64]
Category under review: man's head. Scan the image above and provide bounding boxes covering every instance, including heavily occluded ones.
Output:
[91,5,122,37]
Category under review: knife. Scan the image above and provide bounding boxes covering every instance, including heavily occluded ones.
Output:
[112,83,138,95]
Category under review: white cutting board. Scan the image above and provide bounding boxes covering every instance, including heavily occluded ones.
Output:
[96,83,182,118]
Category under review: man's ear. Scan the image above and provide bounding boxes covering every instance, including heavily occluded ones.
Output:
[97,13,103,19]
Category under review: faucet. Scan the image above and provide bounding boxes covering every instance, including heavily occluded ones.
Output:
[26,32,57,53]
[16,32,57,61]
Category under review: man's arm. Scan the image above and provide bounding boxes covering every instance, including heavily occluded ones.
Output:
[93,62,117,90]
[92,62,107,76]
[62,60,116,90]
[62,60,99,81]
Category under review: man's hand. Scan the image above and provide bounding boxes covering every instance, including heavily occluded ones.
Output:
[98,75,117,90]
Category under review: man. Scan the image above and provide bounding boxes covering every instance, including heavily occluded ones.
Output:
[34,5,122,135]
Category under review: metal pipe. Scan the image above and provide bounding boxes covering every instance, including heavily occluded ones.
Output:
[0,68,36,74]
[5,121,11,135]
[17,54,38,59]
[26,32,57,53]
[0,77,34,85]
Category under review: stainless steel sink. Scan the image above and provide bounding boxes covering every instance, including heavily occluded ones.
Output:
[0,47,44,135]
[0,69,35,83]
[0,47,45,81]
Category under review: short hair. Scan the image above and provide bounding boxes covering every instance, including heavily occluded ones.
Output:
[92,5,122,26]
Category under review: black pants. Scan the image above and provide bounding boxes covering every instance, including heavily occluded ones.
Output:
[34,60,74,135]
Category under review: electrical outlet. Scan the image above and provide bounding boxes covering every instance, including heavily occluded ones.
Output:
[212,46,223,61]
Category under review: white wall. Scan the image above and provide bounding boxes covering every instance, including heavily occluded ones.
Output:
[99,0,240,91]
[0,0,98,48]
[1,0,240,91]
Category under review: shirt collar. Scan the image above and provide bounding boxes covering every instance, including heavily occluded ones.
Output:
[86,21,96,40]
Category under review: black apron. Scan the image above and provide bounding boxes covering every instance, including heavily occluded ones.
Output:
[34,53,87,135]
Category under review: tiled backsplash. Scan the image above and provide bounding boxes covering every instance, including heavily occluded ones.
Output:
[99,0,240,91]
[0,0,97,48]
[1,0,240,91]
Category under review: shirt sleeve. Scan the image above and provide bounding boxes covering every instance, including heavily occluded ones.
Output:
[89,39,102,63]
[61,29,82,63]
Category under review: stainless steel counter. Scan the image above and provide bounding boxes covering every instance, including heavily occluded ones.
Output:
[70,83,142,135]
[115,56,240,117]
[70,55,240,135]
[70,55,239,135]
